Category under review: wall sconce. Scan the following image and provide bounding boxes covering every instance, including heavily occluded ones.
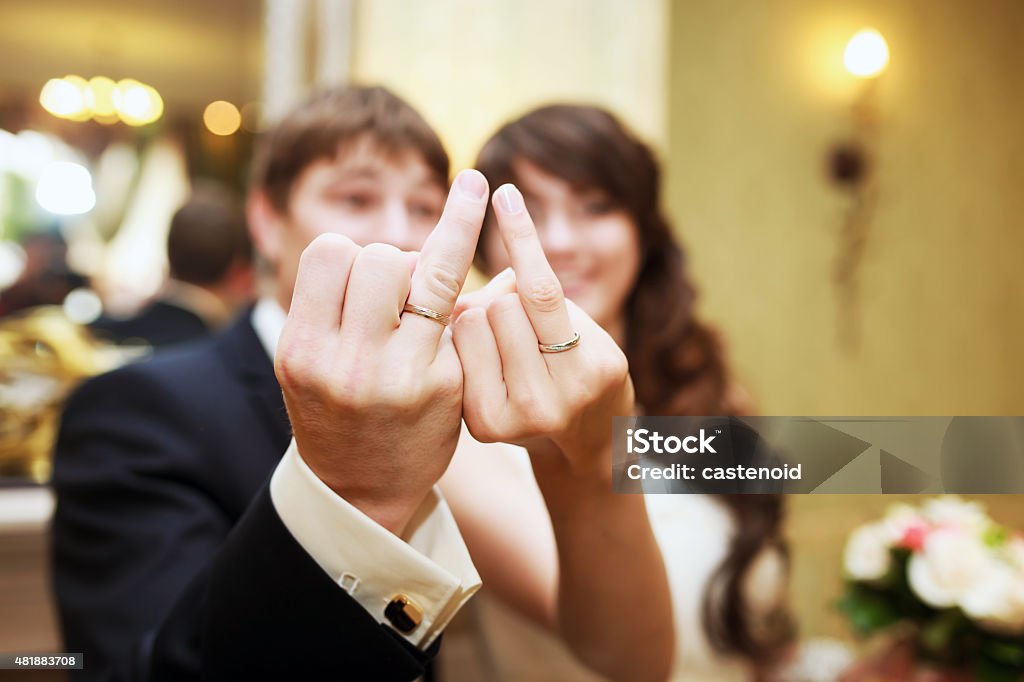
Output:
[828,28,889,351]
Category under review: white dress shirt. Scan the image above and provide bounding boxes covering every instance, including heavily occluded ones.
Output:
[252,298,481,649]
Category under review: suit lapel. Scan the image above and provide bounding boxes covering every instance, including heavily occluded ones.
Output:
[216,312,292,455]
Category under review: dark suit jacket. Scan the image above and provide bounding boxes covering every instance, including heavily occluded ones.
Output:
[90,300,210,349]
[52,312,436,681]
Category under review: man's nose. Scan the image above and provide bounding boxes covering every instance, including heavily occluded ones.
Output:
[380,203,421,252]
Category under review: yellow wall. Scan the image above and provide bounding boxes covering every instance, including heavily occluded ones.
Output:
[667,0,1024,417]
[666,0,1024,640]
[351,0,669,170]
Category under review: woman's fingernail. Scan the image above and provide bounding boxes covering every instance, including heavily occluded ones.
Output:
[496,184,524,215]
[457,169,488,200]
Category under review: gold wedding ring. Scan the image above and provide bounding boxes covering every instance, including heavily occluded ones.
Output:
[402,303,451,326]
[538,331,581,353]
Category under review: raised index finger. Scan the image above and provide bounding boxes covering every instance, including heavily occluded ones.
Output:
[399,169,489,347]
[492,183,575,347]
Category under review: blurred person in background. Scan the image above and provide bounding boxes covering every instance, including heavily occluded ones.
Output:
[91,182,254,348]
[52,86,673,681]
[438,104,794,681]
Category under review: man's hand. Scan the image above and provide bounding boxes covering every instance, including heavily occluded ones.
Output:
[453,183,633,478]
[275,170,489,535]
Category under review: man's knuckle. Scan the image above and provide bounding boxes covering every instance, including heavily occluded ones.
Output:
[359,242,402,265]
[421,260,463,302]
[303,233,353,264]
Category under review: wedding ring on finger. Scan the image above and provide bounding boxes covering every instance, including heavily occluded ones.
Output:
[538,331,581,353]
[402,303,451,327]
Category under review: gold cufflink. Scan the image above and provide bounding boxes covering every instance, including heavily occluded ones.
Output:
[384,594,423,634]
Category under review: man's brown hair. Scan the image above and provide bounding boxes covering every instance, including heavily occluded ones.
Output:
[250,85,450,213]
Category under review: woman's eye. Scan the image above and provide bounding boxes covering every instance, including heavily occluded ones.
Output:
[581,199,614,216]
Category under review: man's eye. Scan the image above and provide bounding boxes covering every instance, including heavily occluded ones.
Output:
[410,202,442,220]
[329,193,375,209]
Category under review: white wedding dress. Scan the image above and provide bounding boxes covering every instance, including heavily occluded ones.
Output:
[441,447,785,681]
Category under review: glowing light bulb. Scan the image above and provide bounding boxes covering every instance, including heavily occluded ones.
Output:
[35,161,96,215]
[114,79,163,126]
[844,29,889,78]
[40,75,163,125]
[86,76,118,117]
[203,100,242,136]
[40,76,89,120]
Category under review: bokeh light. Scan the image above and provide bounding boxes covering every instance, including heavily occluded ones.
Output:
[38,75,164,126]
[86,76,118,117]
[35,161,96,215]
[844,28,889,78]
[63,288,104,324]
[39,76,90,121]
[0,241,27,289]
[5,131,57,180]
[114,79,164,126]
[203,100,242,136]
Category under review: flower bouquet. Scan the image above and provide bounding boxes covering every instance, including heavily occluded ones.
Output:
[838,497,1024,681]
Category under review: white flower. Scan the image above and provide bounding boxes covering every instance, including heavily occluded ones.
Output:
[921,496,990,533]
[844,523,892,581]
[1008,537,1024,571]
[961,560,1024,635]
[907,528,990,608]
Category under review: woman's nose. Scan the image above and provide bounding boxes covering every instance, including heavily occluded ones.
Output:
[538,214,577,255]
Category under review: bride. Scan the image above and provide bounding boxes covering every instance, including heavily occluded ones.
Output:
[442,104,793,681]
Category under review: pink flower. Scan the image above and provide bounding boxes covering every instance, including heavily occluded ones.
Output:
[898,523,929,552]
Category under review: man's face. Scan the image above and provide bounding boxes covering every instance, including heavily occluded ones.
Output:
[263,135,447,308]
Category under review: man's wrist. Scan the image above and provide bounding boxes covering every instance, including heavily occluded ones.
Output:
[291,430,437,536]
[332,490,427,537]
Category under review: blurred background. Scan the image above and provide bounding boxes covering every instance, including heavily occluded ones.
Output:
[0,0,1022,676]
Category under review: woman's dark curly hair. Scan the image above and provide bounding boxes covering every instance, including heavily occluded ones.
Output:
[475,104,794,666]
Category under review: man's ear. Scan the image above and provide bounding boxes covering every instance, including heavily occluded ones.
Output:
[247,190,284,266]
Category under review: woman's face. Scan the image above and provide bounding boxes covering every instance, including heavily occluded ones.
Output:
[482,160,642,332]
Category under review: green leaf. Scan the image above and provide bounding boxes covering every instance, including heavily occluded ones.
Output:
[983,524,1011,548]
[837,583,902,636]
[974,655,1024,682]
[919,609,969,658]
[983,639,1024,668]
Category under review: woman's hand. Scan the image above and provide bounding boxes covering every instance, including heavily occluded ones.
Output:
[452,183,671,682]
[452,183,633,478]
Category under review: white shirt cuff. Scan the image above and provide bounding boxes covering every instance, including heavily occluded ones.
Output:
[269,439,481,648]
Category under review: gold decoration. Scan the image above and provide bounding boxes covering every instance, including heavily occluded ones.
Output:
[0,307,126,482]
